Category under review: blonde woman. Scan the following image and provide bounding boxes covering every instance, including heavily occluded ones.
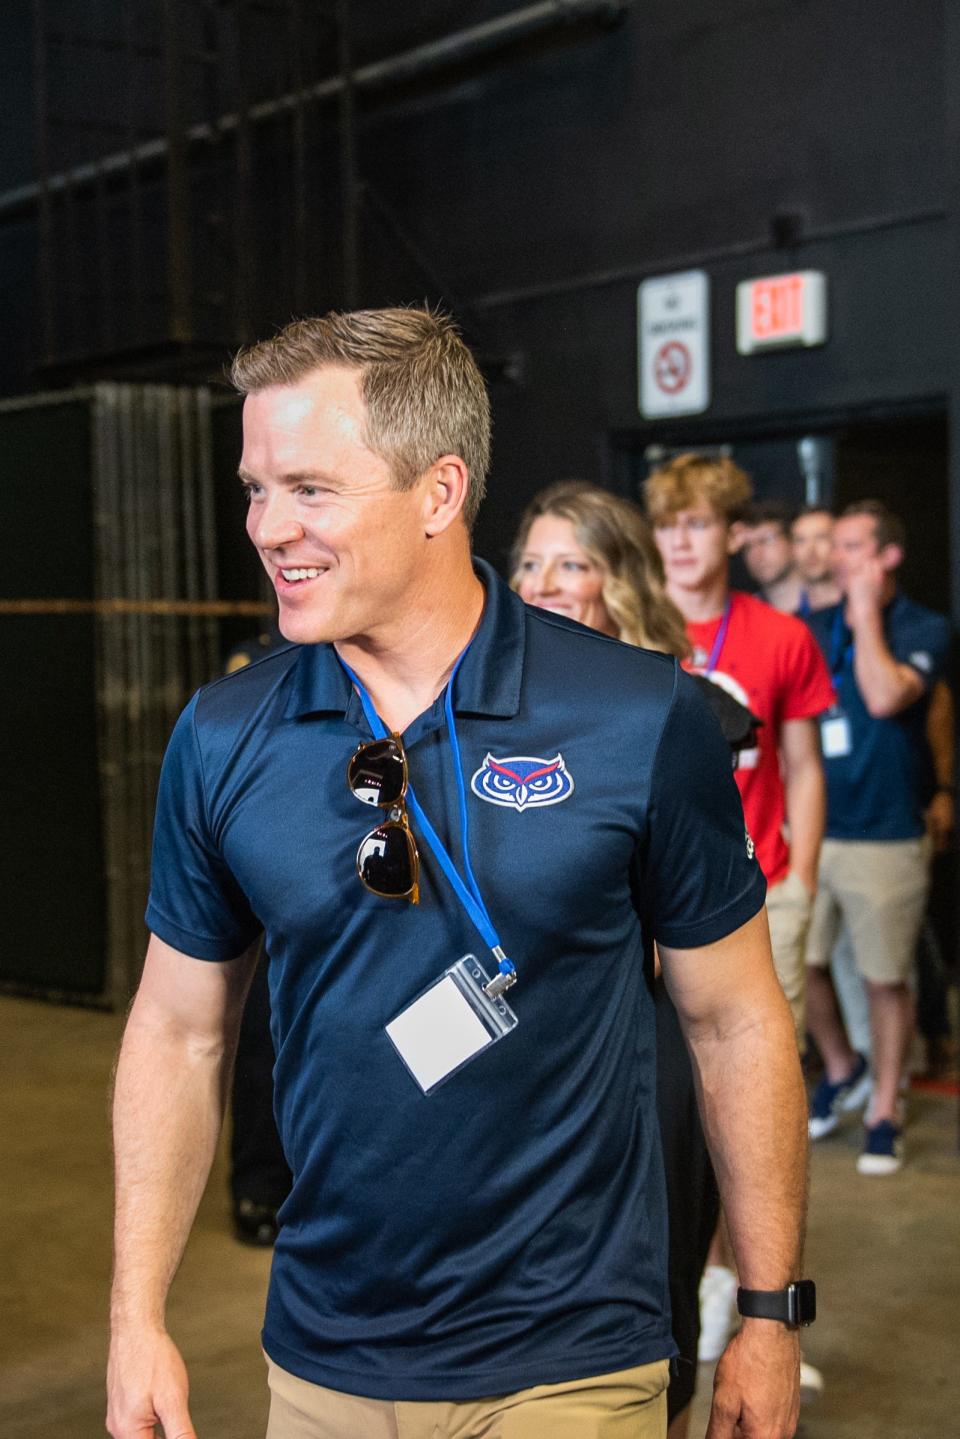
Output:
[512,480,690,657]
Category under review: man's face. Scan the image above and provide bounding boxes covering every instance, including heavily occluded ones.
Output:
[792,512,835,585]
[831,514,885,593]
[240,366,431,645]
[741,522,795,588]
[653,502,732,595]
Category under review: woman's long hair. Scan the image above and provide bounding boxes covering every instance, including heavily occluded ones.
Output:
[511,481,690,660]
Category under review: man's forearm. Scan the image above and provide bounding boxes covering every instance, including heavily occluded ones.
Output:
[687,993,808,1287]
[850,608,921,717]
[111,1005,234,1329]
[783,758,824,893]
[927,680,955,787]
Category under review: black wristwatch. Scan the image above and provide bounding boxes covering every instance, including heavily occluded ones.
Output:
[736,1281,817,1328]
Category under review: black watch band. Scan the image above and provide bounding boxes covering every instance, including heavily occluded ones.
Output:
[736,1280,816,1328]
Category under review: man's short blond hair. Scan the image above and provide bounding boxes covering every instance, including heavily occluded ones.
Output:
[643,452,753,525]
[231,307,491,529]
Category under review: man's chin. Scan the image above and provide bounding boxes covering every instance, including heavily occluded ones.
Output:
[277,609,338,646]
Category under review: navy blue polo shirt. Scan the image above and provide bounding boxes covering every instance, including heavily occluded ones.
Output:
[147,560,765,1401]
[806,593,951,841]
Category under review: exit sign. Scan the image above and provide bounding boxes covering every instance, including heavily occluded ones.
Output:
[736,271,828,353]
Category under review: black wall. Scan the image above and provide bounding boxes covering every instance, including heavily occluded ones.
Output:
[0,0,956,613]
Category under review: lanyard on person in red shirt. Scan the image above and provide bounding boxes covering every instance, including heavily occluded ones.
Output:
[703,598,733,675]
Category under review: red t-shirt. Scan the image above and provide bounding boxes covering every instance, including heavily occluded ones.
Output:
[683,591,835,886]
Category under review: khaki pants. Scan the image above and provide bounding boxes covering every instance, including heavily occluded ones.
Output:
[766,869,814,1046]
[806,837,930,985]
[265,1355,669,1439]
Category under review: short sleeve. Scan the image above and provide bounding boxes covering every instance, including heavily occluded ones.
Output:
[145,694,260,960]
[779,617,836,721]
[889,610,951,688]
[642,670,766,949]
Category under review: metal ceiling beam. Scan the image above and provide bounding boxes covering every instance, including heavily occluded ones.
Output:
[3,0,632,219]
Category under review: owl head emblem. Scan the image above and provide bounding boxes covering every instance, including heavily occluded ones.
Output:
[471,753,574,811]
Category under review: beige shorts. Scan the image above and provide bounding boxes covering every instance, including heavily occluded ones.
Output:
[264,1354,669,1439]
[765,869,814,1046]
[805,837,930,985]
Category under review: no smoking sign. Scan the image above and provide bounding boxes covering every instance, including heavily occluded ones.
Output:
[653,340,692,394]
[638,271,710,417]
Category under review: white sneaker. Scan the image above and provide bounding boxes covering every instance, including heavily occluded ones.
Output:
[856,1118,904,1175]
[698,1264,738,1362]
[800,1358,825,1404]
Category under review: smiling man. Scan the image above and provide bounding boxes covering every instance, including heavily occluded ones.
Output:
[108,311,810,1439]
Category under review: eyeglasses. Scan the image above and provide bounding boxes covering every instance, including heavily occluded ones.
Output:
[347,736,420,903]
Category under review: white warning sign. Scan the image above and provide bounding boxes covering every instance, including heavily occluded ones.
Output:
[638,270,710,418]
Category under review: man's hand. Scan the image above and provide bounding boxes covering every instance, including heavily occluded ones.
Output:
[706,1321,800,1438]
[106,1327,196,1439]
[788,866,817,901]
[844,557,887,620]
[925,791,954,853]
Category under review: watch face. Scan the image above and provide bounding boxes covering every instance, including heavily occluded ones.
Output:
[792,1280,817,1326]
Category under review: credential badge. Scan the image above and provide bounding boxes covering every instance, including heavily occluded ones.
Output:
[471,753,574,812]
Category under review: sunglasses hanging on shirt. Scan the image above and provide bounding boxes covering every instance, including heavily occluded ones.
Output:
[347,736,420,902]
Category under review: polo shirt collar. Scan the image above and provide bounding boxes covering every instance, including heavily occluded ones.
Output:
[282,557,525,721]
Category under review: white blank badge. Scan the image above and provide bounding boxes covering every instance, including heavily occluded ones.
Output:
[821,711,852,758]
[385,955,518,1094]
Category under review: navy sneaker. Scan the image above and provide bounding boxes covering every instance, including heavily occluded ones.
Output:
[857,1119,903,1176]
[808,1052,872,1140]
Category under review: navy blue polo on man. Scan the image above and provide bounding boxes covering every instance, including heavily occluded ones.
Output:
[805,595,951,840]
[146,558,765,1403]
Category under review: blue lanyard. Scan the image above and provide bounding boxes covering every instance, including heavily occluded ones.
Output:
[338,647,517,993]
[797,590,812,619]
[828,606,851,679]
[704,598,733,675]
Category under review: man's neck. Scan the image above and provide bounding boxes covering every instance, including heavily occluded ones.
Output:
[336,559,485,734]
[806,576,841,610]
[668,572,730,624]
[762,572,803,614]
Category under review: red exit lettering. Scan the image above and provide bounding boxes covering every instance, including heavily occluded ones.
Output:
[751,274,805,340]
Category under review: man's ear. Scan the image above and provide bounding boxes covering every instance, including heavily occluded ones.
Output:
[728,520,747,555]
[878,541,904,573]
[421,454,470,537]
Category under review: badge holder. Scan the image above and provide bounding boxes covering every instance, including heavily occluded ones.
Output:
[385,954,518,1095]
[820,705,852,758]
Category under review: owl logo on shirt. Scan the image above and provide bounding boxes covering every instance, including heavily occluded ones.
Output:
[471,753,574,811]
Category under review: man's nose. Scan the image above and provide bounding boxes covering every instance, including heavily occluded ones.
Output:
[252,495,304,548]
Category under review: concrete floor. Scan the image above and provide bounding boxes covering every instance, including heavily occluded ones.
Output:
[2,993,958,1439]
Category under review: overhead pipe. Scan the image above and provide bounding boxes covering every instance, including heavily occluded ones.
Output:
[3,0,632,219]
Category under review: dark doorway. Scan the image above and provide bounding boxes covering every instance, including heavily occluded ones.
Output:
[833,415,949,616]
[617,411,950,617]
